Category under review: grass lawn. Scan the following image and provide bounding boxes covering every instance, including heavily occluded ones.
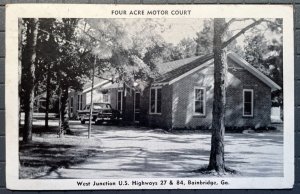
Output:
[19,132,102,179]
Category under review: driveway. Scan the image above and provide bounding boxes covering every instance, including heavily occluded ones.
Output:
[32,120,283,179]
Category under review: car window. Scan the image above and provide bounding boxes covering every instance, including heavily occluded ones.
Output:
[93,104,111,109]
[93,105,102,110]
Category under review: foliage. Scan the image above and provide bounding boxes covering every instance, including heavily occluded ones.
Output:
[79,19,169,90]
[242,19,283,106]
[194,19,213,56]
[20,18,39,142]
[34,19,60,99]
[244,34,270,75]
[54,19,93,91]
[20,19,93,107]
[242,19,283,84]
[173,38,197,59]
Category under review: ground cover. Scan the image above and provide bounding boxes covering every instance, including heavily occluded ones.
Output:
[19,120,283,179]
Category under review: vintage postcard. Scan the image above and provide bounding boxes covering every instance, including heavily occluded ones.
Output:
[5,4,294,190]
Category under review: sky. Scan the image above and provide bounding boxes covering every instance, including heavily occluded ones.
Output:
[158,19,205,44]
[83,18,282,51]
[130,18,282,47]
[116,18,205,45]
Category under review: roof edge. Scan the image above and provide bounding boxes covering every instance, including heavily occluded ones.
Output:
[168,58,214,85]
[228,52,282,91]
[82,80,110,94]
[153,52,282,91]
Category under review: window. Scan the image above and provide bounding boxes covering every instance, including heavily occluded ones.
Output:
[117,90,123,112]
[134,92,141,123]
[243,89,253,117]
[150,88,156,113]
[102,94,110,103]
[77,94,82,110]
[149,87,162,114]
[135,92,141,110]
[70,97,74,113]
[157,88,162,113]
[194,87,206,115]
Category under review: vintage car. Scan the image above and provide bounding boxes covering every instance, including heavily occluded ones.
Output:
[78,103,121,124]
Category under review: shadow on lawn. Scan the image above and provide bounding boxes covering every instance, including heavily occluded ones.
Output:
[19,141,100,179]
[19,125,60,136]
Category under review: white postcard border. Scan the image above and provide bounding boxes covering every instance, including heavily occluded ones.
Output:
[5,4,294,190]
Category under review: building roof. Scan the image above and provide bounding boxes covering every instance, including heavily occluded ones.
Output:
[101,82,123,90]
[82,71,117,93]
[82,77,104,90]
[81,52,281,93]
[153,52,281,91]
[154,54,214,83]
[82,79,110,94]
[156,56,204,75]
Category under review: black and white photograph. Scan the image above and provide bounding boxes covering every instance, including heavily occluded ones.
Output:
[5,4,294,190]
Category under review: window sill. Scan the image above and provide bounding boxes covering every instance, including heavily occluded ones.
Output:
[193,114,206,118]
[149,113,162,115]
[242,115,254,118]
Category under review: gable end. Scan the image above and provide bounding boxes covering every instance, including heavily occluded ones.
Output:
[228,52,281,91]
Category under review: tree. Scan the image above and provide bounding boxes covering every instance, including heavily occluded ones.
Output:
[78,18,135,136]
[170,38,197,59]
[78,19,168,133]
[206,18,265,173]
[243,26,283,110]
[35,18,60,130]
[21,18,39,143]
[244,34,270,75]
[54,18,92,135]
[195,19,213,56]
[80,18,168,85]
[243,33,283,87]
[208,18,227,172]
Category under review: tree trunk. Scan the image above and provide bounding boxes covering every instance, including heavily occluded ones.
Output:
[58,87,63,137]
[60,85,71,134]
[88,58,96,139]
[45,62,51,130]
[208,18,227,173]
[122,83,127,122]
[23,18,39,143]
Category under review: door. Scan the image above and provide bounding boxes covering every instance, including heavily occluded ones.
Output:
[134,92,141,123]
